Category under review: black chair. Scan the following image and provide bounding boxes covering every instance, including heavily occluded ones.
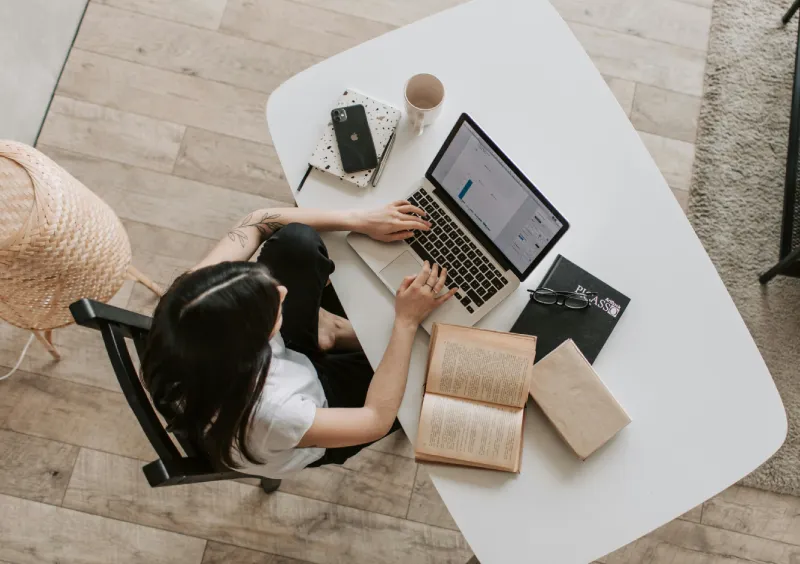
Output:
[760,0,800,283]
[69,298,281,493]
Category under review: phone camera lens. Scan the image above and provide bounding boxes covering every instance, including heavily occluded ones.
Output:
[332,108,347,123]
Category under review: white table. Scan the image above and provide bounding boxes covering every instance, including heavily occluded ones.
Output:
[266,0,787,562]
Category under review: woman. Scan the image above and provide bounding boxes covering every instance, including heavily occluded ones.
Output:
[141,201,457,478]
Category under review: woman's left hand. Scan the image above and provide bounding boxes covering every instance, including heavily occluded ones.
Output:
[353,201,431,242]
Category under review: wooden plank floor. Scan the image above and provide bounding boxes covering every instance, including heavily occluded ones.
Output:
[1,0,794,562]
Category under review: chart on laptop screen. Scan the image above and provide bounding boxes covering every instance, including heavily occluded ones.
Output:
[431,120,563,272]
[443,137,528,234]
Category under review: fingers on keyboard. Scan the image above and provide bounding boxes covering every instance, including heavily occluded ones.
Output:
[407,189,510,314]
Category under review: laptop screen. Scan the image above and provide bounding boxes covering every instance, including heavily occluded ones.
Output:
[430,119,565,273]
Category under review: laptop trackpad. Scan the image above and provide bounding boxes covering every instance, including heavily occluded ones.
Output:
[380,251,422,291]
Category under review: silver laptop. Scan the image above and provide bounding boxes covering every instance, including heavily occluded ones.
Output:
[348,113,569,333]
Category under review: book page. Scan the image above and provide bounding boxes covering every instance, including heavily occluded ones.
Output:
[415,393,524,472]
[426,324,536,408]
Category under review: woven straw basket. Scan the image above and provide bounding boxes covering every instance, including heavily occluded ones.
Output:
[0,141,132,332]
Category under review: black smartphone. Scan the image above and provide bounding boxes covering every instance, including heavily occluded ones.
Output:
[331,104,378,173]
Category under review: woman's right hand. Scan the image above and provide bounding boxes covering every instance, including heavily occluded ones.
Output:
[395,261,458,327]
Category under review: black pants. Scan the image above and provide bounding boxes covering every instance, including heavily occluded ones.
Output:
[256,223,398,466]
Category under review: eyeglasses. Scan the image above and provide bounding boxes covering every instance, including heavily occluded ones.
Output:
[528,288,597,309]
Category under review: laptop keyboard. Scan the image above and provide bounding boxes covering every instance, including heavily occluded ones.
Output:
[405,189,509,314]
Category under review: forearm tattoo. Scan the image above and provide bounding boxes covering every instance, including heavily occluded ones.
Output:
[227,211,285,247]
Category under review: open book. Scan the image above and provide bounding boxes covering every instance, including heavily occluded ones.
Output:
[415,323,537,473]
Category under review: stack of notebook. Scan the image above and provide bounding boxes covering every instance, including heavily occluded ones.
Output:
[511,255,630,364]
[414,257,633,471]
[307,88,401,188]
[513,255,632,459]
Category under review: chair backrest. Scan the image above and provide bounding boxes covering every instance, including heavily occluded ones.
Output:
[70,298,244,487]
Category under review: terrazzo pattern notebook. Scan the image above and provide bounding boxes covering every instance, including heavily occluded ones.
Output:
[309,89,401,188]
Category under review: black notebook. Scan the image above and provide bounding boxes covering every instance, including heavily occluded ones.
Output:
[511,255,630,364]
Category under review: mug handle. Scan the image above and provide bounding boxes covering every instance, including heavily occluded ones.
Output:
[410,112,425,136]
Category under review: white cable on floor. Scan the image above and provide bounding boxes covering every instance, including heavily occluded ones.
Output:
[0,333,35,381]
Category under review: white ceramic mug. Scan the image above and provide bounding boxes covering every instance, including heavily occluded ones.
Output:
[404,73,445,136]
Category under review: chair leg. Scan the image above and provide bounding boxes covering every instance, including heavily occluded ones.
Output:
[759,247,800,284]
[785,0,800,24]
[33,330,60,360]
[127,264,164,297]
[260,478,281,493]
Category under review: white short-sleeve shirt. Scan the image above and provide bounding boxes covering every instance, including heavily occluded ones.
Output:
[235,333,327,478]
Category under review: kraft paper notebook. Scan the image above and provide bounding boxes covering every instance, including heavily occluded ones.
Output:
[529,339,630,460]
[414,323,537,473]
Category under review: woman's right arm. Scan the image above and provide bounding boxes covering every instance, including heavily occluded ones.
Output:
[297,261,457,448]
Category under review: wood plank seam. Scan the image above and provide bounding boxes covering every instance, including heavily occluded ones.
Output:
[70,14,708,135]
[674,514,800,550]
[39,94,187,146]
[260,0,407,28]
[84,1,229,36]
[0,492,209,563]
[199,540,211,564]
[628,83,637,118]
[0,429,152,465]
[404,465,420,519]
[93,0,396,41]
[62,48,274,98]
[55,447,462,535]
[172,127,193,176]
[0,363,125,396]
[629,86,702,143]
[4,414,436,524]
[567,18,711,55]
[54,449,468,550]
[38,109,277,180]
[364,448,415,463]
[57,451,81,507]
[608,77,706,101]
[671,0,713,9]
[75,4,323,95]
[218,0,401,46]
[9,391,431,525]
[32,144,286,235]
[176,125,277,149]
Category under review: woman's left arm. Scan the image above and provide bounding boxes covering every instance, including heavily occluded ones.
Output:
[194,202,431,270]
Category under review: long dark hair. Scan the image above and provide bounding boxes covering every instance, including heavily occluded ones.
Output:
[141,261,281,468]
